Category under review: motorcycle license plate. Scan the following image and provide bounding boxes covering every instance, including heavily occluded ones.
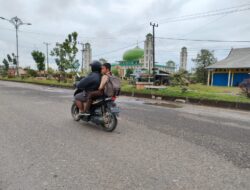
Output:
[111,107,120,113]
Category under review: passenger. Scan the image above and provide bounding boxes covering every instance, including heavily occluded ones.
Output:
[83,63,112,116]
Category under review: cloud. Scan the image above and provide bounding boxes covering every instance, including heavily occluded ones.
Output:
[0,0,250,70]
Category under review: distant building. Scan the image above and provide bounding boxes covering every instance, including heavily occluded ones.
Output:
[84,43,92,71]
[111,33,169,77]
[7,67,16,77]
[207,48,250,86]
[180,47,188,70]
[144,33,153,70]
[99,58,108,64]
[166,60,176,73]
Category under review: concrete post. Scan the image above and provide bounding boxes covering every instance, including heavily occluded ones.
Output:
[211,72,214,86]
[231,72,234,87]
[228,70,231,87]
[207,70,211,86]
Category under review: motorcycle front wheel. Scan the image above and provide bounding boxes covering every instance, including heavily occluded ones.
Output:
[102,111,117,132]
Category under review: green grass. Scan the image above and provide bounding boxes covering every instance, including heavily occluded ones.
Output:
[1,77,249,103]
[122,83,250,103]
[0,77,73,88]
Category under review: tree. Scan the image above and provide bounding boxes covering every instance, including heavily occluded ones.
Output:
[31,50,46,72]
[6,53,17,66]
[1,59,9,76]
[239,79,250,98]
[47,67,55,75]
[112,68,120,77]
[1,53,17,76]
[125,68,134,78]
[170,70,189,86]
[26,68,37,77]
[192,49,217,84]
[2,59,9,71]
[50,32,79,82]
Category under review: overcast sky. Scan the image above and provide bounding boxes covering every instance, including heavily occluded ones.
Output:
[1,0,250,70]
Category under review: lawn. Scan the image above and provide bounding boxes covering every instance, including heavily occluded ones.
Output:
[122,83,250,103]
[0,77,73,88]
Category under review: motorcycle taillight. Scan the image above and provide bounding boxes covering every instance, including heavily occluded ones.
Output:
[111,96,116,101]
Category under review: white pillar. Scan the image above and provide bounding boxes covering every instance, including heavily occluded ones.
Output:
[231,72,234,87]
[228,70,231,87]
[211,72,214,86]
[207,70,211,86]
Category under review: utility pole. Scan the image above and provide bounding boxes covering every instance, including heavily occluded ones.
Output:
[0,16,31,76]
[78,42,85,73]
[43,42,50,72]
[150,22,158,77]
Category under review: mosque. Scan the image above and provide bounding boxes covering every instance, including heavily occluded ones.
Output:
[112,33,177,77]
[84,34,187,76]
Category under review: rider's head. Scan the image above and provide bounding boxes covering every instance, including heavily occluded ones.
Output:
[101,63,111,74]
[90,61,101,73]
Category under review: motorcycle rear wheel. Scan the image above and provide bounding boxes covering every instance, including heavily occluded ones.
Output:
[102,112,117,132]
[71,103,81,121]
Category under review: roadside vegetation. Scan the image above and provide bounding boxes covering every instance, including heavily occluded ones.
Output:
[1,73,249,103]
[122,82,250,103]
[0,33,249,104]
[0,77,72,88]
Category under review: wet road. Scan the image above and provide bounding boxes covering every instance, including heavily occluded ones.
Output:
[0,81,250,190]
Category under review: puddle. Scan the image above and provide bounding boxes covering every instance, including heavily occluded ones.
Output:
[144,102,182,108]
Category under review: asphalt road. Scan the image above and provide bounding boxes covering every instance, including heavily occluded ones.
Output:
[0,81,250,190]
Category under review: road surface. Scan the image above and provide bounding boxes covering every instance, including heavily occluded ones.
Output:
[0,81,250,190]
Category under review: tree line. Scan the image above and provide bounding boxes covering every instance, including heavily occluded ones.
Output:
[1,31,217,85]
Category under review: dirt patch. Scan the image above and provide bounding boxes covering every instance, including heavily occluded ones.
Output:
[144,102,182,108]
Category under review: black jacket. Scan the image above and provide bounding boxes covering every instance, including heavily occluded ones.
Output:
[76,72,101,92]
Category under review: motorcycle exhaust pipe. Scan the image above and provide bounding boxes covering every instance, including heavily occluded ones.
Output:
[91,116,104,125]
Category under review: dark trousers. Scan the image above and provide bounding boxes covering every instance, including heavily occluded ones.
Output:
[85,90,104,112]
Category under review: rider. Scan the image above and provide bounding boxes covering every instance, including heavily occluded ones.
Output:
[75,61,102,116]
[83,63,112,116]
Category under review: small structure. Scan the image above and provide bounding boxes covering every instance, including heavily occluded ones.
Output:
[166,60,176,73]
[207,48,250,87]
[84,43,92,71]
[180,47,188,71]
[7,67,16,77]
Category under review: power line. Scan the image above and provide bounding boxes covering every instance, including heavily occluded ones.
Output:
[93,41,144,57]
[180,14,228,38]
[159,3,250,21]
[156,37,250,43]
[158,3,250,24]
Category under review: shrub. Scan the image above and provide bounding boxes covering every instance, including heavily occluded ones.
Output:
[26,69,37,77]
[239,79,250,98]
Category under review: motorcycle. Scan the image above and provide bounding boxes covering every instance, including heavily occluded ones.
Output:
[71,78,120,132]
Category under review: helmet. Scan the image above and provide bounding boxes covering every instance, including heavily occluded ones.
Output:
[90,61,101,73]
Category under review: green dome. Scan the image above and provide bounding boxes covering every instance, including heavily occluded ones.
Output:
[123,47,144,61]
